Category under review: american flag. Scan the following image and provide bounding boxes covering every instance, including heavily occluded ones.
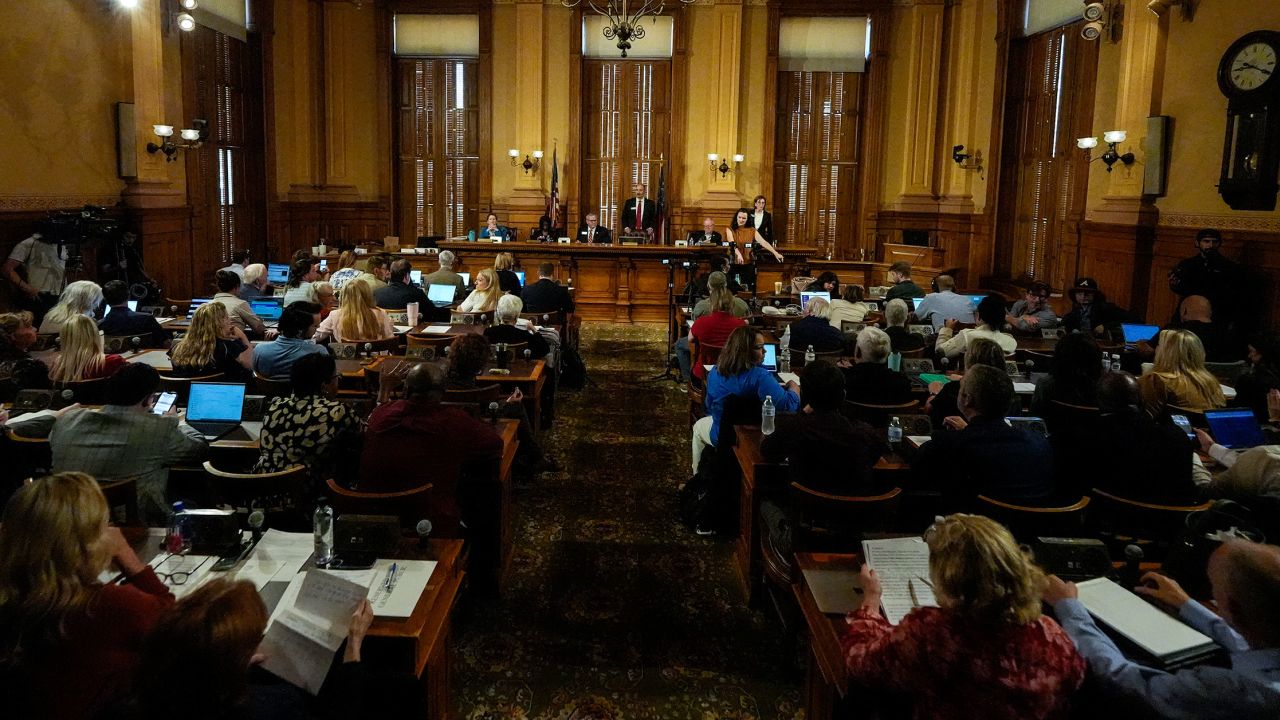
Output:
[656,164,667,245]
[548,146,559,230]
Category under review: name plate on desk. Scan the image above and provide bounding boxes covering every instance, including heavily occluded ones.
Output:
[674,240,688,247]
[558,237,571,244]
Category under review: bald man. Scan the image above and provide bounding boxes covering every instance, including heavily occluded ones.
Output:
[1138,295,1242,363]
[1044,541,1280,719]
[687,218,722,246]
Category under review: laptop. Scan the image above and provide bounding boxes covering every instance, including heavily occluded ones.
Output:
[459,272,471,288]
[427,284,456,307]
[1121,323,1161,347]
[107,300,139,315]
[1205,409,1267,449]
[184,382,247,440]
[912,297,923,311]
[249,299,284,326]
[761,342,779,372]
[409,270,423,286]
[799,290,830,312]
[267,263,290,285]
[515,270,526,286]
[180,298,213,323]
[967,294,988,309]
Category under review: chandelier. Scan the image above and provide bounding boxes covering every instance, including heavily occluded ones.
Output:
[562,0,695,57]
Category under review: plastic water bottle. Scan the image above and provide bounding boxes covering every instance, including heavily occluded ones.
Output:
[780,325,791,353]
[165,501,191,554]
[313,498,334,567]
[1110,353,1121,373]
[888,416,903,448]
[805,344,816,365]
[761,396,776,436]
[887,351,902,372]
[1102,354,1111,372]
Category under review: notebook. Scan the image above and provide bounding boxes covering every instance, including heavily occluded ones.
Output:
[1205,408,1267,449]
[427,284,456,306]
[1121,323,1161,346]
[1074,577,1219,668]
[267,263,290,284]
[799,290,830,312]
[185,382,246,440]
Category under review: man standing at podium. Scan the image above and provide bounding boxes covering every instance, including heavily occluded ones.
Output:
[622,182,657,238]
[577,213,612,244]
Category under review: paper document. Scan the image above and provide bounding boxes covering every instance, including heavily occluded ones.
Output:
[260,570,368,694]
[1075,578,1216,659]
[803,567,862,615]
[365,559,436,617]
[1013,382,1037,393]
[231,555,287,591]
[252,529,315,581]
[907,435,932,447]
[126,351,173,369]
[6,409,58,425]
[776,372,801,386]
[862,537,937,624]
[150,553,217,599]
[393,325,413,334]
[418,325,452,335]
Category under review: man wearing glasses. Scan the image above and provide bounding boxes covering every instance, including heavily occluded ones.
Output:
[1005,281,1058,333]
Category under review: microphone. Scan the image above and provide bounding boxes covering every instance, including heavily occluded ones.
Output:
[130,336,142,353]
[169,305,178,315]
[363,342,373,357]
[415,519,433,549]
[939,357,950,372]
[56,389,75,409]
[1024,359,1035,379]
[248,509,266,544]
[488,401,500,424]
[523,349,532,361]
[1123,544,1144,588]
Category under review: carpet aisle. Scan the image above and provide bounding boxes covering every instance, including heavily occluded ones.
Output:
[454,322,804,720]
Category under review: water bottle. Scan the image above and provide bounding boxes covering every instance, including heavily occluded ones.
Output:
[780,325,791,353]
[761,396,776,436]
[805,344,816,365]
[1110,353,1121,373]
[887,350,902,372]
[165,501,191,554]
[313,498,334,567]
[1102,354,1111,372]
[888,416,903,448]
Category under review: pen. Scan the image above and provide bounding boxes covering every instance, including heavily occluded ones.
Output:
[383,563,398,591]
[908,579,919,609]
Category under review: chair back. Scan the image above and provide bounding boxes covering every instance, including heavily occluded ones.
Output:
[693,337,724,369]
[444,383,502,405]
[898,346,926,358]
[687,373,707,428]
[1204,360,1248,384]
[788,347,842,369]
[158,372,223,405]
[104,335,144,353]
[974,494,1090,542]
[901,358,935,374]
[4,429,52,483]
[496,341,529,360]
[1088,487,1214,557]
[520,311,564,329]
[789,484,903,551]
[405,333,454,355]
[326,478,436,530]
[53,376,111,405]
[450,311,491,326]
[200,461,310,513]
[840,321,866,335]
[845,399,920,428]
[100,476,142,526]
[253,372,293,400]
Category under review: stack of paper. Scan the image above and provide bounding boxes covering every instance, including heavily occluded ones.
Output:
[260,570,369,694]
[251,530,316,582]
[150,553,218,599]
[861,537,938,624]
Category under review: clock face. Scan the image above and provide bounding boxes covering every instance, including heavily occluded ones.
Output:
[1230,42,1278,91]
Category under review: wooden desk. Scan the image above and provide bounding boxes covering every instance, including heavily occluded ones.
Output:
[794,552,859,720]
[366,355,548,433]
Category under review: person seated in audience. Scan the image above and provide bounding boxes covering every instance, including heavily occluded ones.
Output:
[1235,333,1280,422]
[479,212,510,241]
[788,297,845,353]
[372,258,430,312]
[98,279,170,348]
[884,262,926,303]
[239,262,270,299]
[839,327,913,405]
[422,250,466,301]
[685,257,742,299]
[1005,281,1058,333]
[253,301,327,380]
[691,270,749,320]
[828,283,872,329]
[255,353,364,488]
[926,338,1011,429]
[212,269,269,338]
[1045,540,1280,719]
[313,279,395,344]
[915,364,1053,506]
[1195,423,1280,502]
[1030,332,1102,415]
[50,314,127,384]
[1139,328,1226,415]
[1167,295,1241,363]
[446,334,553,475]
[353,254,391,293]
[314,281,337,319]
[0,358,51,404]
[359,363,502,535]
[881,298,926,353]
[678,272,748,383]
[494,252,522,294]
[282,258,320,306]
[132,578,372,720]
[459,268,504,314]
[936,294,1017,358]
[1092,371,1203,505]
[0,472,175,720]
[844,514,1084,720]
[0,310,38,359]
[37,280,103,334]
[327,250,361,294]
[758,360,889,557]
[913,274,973,332]
[168,301,253,383]
[691,326,800,473]
[486,295,550,359]
[1062,277,1131,339]
[218,248,250,280]
[522,262,575,315]
[805,271,840,294]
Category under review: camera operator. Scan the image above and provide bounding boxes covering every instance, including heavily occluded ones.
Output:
[3,223,67,325]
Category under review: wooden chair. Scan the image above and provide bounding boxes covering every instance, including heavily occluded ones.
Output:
[353,336,402,356]
[974,495,1090,542]
[496,341,530,361]
[788,347,842,369]
[100,476,142,526]
[688,373,707,428]
[4,429,52,483]
[1088,487,1213,558]
[844,399,920,428]
[788,484,904,552]
[444,383,502,405]
[898,346,926,358]
[520,311,564,330]
[326,478,436,530]
[158,372,224,405]
[1205,360,1248,384]
[253,371,293,401]
[199,461,310,515]
[862,312,885,327]
[1018,349,1056,366]
[692,336,724,373]
[405,333,454,357]
[53,377,111,405]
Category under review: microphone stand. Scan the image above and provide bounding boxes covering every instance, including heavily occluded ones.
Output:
[645,258,686,385]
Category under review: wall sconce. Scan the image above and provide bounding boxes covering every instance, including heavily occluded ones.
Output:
[508,149,542,174]
[1076,131,1135,172]
[146,119,207,161]
[951,144,983,173]
[1147,0,1195,20]
[708,153,744,178]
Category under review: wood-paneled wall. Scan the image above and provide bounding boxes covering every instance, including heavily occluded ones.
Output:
[267,200,393,260]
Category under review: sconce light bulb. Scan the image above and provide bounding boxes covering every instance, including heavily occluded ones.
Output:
[1076,137,1098,150]
[118,0,139,8]
[176,12,196,31]
[180,0,198,9]
[732,154,744,163]
[153,124,174,138]
[707,153,718,162]
[508,148,519,158]
[533,150,544,159]
[180,128,201,141]
[1103,130,1127,144]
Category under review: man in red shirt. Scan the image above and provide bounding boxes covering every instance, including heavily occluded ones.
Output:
[358,363,502,535]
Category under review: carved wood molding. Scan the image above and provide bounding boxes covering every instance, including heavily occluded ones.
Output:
[0,195,123,212]
[1159,213,1280,234]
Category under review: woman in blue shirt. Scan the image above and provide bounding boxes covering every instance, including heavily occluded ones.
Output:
[691,325,800,472]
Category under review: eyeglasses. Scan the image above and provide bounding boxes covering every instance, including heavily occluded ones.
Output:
[154,554,210,586]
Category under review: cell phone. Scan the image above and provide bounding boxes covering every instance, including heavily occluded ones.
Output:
[152,391,177,415]
[1171,414,1195,441]
[319,259,329,273]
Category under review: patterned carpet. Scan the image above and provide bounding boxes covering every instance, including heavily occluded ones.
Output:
[454,322,804,720]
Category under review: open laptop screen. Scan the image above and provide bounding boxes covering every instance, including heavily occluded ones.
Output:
[761,343,779,372]
[427,284,455,304]
[459,272,471,287]
[1122,324,1161,344]
[799,291,830,312]
[267,263,290,284]
[409,270,423,286]
[250,299,284,320]
[186,298,212,319]
[515,271,526,286]
[185,383,246,423]
[1205,409,1267,449]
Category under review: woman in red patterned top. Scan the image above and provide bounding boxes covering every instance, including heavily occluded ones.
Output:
[842,514,1085,720]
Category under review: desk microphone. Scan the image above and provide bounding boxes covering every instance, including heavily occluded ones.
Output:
[523,349,532,361]
[130,336,142,353]
[939,357,950,373]
[363,343,373,357]
[415,519,433,549]
[248,509,266,545]
[1123,544,1144,588]
[488,402,500,424]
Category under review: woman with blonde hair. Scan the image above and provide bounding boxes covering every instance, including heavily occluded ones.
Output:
[49,314,126,383]
[313,278,394,343]
[0,472,174,718]
[327,251,361,294]
[843,514,1084,719]
[168,301,252,382]
[494,252,522,294]
[459,267,503,314]
[37,280,102,334]
[1140,328,1226,414]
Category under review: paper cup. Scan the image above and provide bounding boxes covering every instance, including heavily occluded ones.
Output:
[774,281,783,294]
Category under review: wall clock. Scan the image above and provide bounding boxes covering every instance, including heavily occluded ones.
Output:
[1217,30,1280,211]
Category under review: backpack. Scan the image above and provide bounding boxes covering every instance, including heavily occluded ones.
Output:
[559,344,587,389]
[679,446,718,530]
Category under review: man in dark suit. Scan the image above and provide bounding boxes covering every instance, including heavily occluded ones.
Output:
[522,262,575,314]
[98,279,171,348]
[621,182,657,236]
[840,326,913,405]
[686,218,723,246]
[577,213,612,244]
[1090,371,1200,504]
